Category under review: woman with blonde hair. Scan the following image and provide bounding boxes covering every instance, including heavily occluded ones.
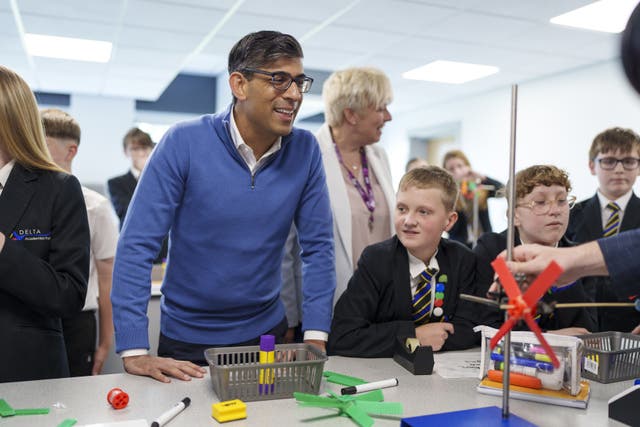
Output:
[0,65,90,382]
[443,149,503,246]
[281,67,395,341]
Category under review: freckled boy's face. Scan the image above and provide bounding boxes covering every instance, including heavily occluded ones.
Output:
[515,185,569,246]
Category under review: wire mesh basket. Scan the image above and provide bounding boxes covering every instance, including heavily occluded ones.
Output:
[204,343,327,401]
[578,332,640,383]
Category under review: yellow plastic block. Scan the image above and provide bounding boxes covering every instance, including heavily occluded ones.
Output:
[212,399,247,423]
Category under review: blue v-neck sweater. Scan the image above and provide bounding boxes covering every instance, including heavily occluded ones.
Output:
[112,106,336,351]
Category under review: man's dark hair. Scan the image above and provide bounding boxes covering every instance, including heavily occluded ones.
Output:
[228,30,304,74]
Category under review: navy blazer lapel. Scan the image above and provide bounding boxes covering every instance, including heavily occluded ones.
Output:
[621,193,640,230]
[124,171,137,195]
[0,164,38,236]
[582,195,603,240]
[391,237,414,318]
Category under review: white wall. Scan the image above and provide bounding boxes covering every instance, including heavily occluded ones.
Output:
[378,59,640,231]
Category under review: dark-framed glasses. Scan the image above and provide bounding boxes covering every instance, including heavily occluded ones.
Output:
[238,67,314,93]
[516,196,577,215]
[596,157,640,170]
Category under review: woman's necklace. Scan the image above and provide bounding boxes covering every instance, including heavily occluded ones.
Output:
[334,144,376,231]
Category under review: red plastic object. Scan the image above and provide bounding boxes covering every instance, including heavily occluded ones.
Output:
[107,388,129,409]
[489,257,563,368]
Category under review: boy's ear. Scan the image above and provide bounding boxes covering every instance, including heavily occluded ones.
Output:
[67,143,78,161]
[514,210,522,228]
[588,159,596,176]
[443,210,458,232]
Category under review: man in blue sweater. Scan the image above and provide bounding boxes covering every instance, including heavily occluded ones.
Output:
[111,31,336,382]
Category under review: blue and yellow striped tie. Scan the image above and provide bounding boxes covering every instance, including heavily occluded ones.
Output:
[603,202,621,237]
[412,268,436,325]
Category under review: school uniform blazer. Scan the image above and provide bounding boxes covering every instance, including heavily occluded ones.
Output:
[328,236,479,358]
[0,163,89,382]
[316,123,396,304]
[568,192,640,242]
[107,171,137,228]
[474,230,595,333]
[566,193,640,332]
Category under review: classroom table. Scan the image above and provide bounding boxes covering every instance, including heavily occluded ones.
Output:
[0,353,632,427]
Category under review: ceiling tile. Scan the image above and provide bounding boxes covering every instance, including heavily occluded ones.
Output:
[334,0,458,35]
[21,13,117,41]
[217,12,317,40]
[123,0,227,35]
[17,0,123,23]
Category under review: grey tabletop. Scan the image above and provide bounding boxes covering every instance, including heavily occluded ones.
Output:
[0,353,633,427]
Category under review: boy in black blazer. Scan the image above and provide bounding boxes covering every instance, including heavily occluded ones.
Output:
[107,127,167,263]
[328,166,479,357]
[107,127,153,229]
[566,128,640,333]
[476,165,594,335]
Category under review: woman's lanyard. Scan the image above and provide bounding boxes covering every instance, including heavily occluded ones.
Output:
[334,144,376,230]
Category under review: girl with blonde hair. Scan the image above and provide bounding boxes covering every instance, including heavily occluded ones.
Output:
[0,65,90,382]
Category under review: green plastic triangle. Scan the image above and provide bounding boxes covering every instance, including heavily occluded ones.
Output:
[323,371,366,386]
[355,401,403,415]
[340,390,384,402]
[0,399,15,417]
[298,400,348,410]
[344,404,374,427]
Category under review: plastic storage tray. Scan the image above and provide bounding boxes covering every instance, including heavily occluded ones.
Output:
[205,343,327,401]
[579,332,640,383]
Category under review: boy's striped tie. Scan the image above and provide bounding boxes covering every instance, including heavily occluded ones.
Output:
[412,268,436,325]
[603,202,621,237]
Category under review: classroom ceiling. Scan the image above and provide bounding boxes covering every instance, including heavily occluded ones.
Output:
[0,0,624,119]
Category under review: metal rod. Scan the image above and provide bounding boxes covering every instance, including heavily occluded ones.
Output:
[472,189,480,247]
[459,293,500,307]
[500,302,636,310]
[506,85,518,262]
[502,84,519,419]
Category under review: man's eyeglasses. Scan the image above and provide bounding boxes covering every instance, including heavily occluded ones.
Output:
[516,196,576,215]
[238,68,314,93]
[596,157,640,171]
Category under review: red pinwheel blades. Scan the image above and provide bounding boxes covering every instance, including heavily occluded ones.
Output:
[488,257,563,368]
[523,261,562,308]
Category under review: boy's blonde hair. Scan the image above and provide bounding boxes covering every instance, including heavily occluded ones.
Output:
[502,165,572,201]
[398,166,459,211]
[589,127,640,160]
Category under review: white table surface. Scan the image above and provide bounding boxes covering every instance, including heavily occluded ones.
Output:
[0,353,633,427]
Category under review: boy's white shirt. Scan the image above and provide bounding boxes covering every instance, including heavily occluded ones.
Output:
[596,189,633,230]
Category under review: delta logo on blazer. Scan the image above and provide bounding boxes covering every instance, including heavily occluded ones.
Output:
[9,228,51,241]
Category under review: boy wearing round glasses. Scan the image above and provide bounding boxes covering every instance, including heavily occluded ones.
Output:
[567,127,640,333]
[474,165,594,336]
